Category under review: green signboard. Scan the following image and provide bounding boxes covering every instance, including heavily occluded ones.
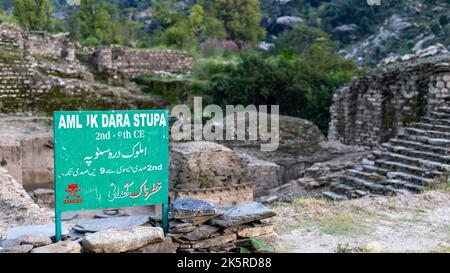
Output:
[53,110,169,241]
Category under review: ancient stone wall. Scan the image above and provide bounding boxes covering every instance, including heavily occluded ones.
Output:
[329,56,450,147]
[95,46,194,79]
[0,24,33,113]
[169,141,250,191]
[26,32,75,61]
[174,184,254,207]
[0,24,162,114]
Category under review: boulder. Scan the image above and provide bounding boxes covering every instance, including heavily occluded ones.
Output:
[269,16,303,35]
[72,215,149,233]
[0,244,34,253]
[18,234,52,247]
[275,16,302,27]
[333,24,359,44]
[417,44,449,58]
[81,226,164,253]
[31,240,82,253]
[130,237,174,253]
[210,202,276,228]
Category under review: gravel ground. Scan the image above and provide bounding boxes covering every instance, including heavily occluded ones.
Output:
[270,190,450,253]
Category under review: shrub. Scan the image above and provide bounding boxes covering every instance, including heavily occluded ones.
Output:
[207,47,357,133]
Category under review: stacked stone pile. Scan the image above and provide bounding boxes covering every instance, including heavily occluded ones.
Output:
[165,198,277,253]
[0,198,277,253]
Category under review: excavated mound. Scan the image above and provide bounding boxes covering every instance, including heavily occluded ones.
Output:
[0,167,53,239]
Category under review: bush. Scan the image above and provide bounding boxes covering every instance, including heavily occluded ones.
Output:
[207,47,357,133]
[193,59,235,81]
[271,23,336,57]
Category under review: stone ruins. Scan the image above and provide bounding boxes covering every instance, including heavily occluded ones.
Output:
[0,23,449,253]
[95,46,194,83]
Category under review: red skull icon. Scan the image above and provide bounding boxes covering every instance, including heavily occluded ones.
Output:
[65,183,81,200]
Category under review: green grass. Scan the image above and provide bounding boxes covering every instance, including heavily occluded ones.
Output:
[319,212,368,236]
[291,197,327,206]
[335,243,399,253]
[433,245,450,253]
[424,173,450,192]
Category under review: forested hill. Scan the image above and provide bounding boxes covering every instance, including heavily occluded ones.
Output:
[2,0,450,66]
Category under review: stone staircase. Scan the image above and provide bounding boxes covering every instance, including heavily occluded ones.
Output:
[323,102,450,201]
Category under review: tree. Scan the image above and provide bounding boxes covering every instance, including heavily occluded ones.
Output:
[70,0,126,45]
[208,47,357,133]
[12,0,53,31]
[203,17,227,40]
[271,23,335,56]
[188,4,205,37]
[202,0,266,45]
[152,0,182,29]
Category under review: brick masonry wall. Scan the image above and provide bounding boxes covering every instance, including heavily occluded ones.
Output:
[95,47,194,79]
[0,24,161,114]
[328,57,450,147]
[174,184,254,207]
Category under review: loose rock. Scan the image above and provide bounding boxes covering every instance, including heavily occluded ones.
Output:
[0,244,34,253]
[31,240,82,253]
[73,215,149,233]
[170,197,219,219]
[18,234,52,247]
[81,226,164,253]
[210,202,276,228]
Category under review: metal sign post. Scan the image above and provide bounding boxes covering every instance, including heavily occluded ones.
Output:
[53,110,169,241]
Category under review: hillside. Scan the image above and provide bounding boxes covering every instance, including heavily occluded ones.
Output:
[42,0,450,66]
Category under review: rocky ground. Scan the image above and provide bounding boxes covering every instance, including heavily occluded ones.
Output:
[271,188,450,253]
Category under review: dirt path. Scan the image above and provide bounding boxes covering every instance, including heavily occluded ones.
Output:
[270,190,450,253]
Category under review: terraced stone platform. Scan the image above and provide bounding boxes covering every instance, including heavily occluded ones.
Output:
[323,102,450,201]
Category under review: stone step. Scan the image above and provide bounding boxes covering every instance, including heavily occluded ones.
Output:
[375,160,441,179]
[437,106,450,114]
[331,183,371,199]
[384,185,414,195]
[386,139,449,156]
[340,175,389,194]
[331,183,354,195]
[421,117,450,127]
[429,111,450,120]
[382,143,450,164]
[404,127,450,140]
[386,171,434,186]
[386,179,424,192]
[361,164,390,176]
[412,122,450,133]
[374,149,450,172]
[398,133,450,147]
[346,169,386,183]
[322,191,349,201]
